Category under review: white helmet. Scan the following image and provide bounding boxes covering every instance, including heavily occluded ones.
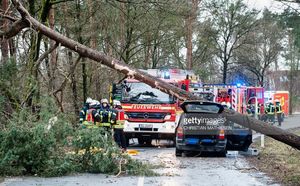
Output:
[90,101,97,106]
[93,100,100,105]
[221,102,226,106]
[101,98,108,104]
[113,100,121,106]
[86,97,93,104]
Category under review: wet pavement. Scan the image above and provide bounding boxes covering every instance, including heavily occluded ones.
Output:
[0,141,279,186]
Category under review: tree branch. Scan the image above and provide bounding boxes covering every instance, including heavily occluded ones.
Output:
[35,42,59,68]
[0,18,29,39]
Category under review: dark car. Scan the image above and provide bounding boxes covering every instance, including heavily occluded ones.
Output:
[175,101,252,157]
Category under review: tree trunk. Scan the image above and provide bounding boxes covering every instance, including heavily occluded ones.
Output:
[185,0,199,70]
[1,0,9,63]
[119,1,126,56]
[222,61,228,84]
[10,0,300,150]
[49,6,56,92]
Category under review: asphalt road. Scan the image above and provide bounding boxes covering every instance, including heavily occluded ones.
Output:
[1,114,299,186]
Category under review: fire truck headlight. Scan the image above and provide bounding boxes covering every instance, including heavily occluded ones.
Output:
[164,114,171,120]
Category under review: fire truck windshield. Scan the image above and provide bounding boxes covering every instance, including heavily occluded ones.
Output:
[121,82,175,104]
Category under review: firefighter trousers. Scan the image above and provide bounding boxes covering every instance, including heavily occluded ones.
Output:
[277,113,282,126]
[113,129,127,149]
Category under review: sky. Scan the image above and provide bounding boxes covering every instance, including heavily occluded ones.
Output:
[246,0,299,13]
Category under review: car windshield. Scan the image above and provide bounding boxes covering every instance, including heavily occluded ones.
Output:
[184,104,220,113]
[121,82,175,104]
[193,92,215,101]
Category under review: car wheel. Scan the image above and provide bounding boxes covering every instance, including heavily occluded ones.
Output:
[175,148,183,157]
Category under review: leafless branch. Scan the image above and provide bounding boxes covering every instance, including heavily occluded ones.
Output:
[35,42,59,68]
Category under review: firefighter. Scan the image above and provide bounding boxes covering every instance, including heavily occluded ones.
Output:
[82,100,99,128]
[275,100,283,126]
[266,102,275,125]
[258,103,266,121]
[79,97,92,127]
[99,98,113,130]
[112,100,127,152]
[246,104,252,117]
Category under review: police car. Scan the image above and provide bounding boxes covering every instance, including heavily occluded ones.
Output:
[175,101,252,157]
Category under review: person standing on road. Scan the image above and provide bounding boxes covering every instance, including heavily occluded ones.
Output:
[275,100,283,126]
[266,102,275,125]
[82,100,99,128]
[99,98,113,130]
[111,100,127,152]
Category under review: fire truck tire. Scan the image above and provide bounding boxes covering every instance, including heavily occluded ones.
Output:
[126,138,130,147]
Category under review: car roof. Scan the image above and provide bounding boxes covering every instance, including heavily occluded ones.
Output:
[180,100,224,114]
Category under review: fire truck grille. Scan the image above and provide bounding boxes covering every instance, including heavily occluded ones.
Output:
[126,112,166,120]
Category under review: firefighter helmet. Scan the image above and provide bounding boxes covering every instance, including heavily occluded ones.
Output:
[101,98,109,104]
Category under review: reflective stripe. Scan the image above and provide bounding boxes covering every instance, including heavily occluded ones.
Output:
[112,120,125,128]
[108,112,111,121]
[101,123,111,127]
[82,121,93,126]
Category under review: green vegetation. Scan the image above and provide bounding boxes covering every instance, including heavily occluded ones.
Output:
[0,98,156,177]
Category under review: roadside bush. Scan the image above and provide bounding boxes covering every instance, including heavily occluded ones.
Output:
[0,97,156,177]
[0,100,74,177]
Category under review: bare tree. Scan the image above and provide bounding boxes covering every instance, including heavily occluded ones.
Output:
[207,0,258,84]
[236,10,283,87]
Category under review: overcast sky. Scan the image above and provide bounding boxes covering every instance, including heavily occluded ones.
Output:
[245,0,298,13]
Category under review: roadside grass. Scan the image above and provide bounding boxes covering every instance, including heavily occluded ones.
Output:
[249,130,300,186]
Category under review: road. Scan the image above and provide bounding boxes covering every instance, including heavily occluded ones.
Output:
[1,114,299,186]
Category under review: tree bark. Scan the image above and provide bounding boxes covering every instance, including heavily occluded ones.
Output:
[9,0,300,150]
[1,0,9,63]
[185,0,199,70]
[222,61,228,84]
[49,6,56,92]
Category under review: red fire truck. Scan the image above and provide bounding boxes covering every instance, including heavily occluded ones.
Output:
[200,84,265,114]
[111,69,196,145]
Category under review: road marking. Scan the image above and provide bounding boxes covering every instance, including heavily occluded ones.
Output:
[137,176,144,186]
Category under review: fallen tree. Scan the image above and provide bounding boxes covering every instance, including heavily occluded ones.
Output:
[2,0,300,150]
